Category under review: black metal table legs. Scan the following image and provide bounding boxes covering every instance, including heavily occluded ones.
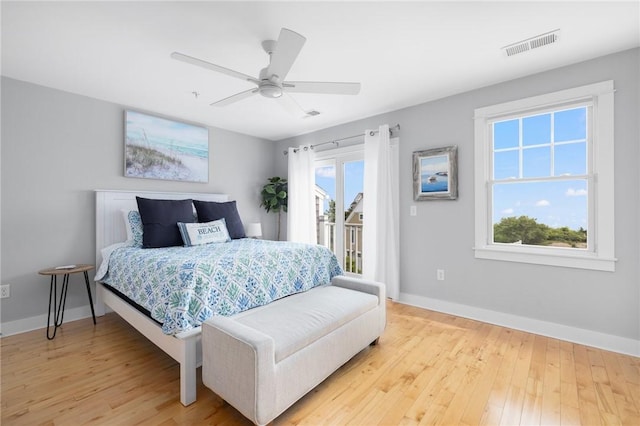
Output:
[46,272,96,340]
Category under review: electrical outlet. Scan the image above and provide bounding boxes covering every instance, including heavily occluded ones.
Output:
[436,269,445,281]
[410,205,417,216]
[0,285,10,298]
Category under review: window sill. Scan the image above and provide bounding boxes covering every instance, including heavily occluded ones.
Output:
[474,246,616,272]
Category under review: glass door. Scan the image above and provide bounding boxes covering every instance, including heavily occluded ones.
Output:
[314,149,364,275]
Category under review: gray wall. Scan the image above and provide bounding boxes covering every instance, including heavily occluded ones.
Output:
[3,48,638,341]
[1,77,277,323]
[276,48,640,341]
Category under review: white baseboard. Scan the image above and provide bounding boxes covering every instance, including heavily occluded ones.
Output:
[398,292,640,357]
[0,305,96,338]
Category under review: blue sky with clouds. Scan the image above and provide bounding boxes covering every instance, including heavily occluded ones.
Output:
[492,107,588,230]
[315,160,364,213]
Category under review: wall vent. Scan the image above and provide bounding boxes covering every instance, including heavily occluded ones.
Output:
[503,29,559,57]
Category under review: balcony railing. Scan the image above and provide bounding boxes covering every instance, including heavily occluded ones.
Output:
[319,221,362,275]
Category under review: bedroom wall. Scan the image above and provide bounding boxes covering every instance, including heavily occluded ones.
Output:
[275,48,640,354]
[0,77,277,332]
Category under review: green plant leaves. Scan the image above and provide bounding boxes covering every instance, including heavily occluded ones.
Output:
[260,176,288,238]
[260,176,288,214]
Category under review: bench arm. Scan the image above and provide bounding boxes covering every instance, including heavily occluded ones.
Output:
[331,275,385,302]
[202,316,276,424]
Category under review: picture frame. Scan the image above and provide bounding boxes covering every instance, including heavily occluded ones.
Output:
[124,110,209,183]
[413,145,458,200]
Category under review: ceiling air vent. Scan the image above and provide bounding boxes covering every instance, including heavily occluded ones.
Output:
[503,29,559,57]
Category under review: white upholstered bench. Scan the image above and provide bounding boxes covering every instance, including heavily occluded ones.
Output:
[201,275,386,425]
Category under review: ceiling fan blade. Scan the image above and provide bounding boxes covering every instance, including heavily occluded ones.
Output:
[284,81,361,95]
[277,93,311,118]
[210,88,259,107]
[171,52,259,84]
[267,28,306,81]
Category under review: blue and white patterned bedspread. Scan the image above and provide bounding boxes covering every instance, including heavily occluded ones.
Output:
[98,239,343,335]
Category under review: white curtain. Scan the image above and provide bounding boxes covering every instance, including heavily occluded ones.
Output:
[287,145,317,244]
[363,124,400,300]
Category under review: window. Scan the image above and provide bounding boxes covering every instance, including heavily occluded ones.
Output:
[474,81,615,271]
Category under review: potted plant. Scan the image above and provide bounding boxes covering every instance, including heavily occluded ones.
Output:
[260,176,288,240]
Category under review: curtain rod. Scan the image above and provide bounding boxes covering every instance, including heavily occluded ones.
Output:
[283,124,400,155]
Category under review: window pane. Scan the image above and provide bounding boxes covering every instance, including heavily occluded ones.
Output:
[494,119,519,150]
[494,150,519,180]
[315,165,335,249]
[555,107,587,142]
[493,180,588,248]
[523,113,551,146]
[344,160,364,210]
[523,146,550,178]
[555,142,587,176]
[344,160,364,275]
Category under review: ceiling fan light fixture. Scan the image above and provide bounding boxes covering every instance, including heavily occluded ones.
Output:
[260,83,283,98]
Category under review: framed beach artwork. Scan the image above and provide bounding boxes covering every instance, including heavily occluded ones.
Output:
[413,145,458,201]
[124,110,209,183]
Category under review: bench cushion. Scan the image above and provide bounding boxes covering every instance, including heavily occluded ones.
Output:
[232,285,378,362]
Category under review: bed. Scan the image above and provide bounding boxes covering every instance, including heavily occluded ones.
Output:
[94,190,342,406]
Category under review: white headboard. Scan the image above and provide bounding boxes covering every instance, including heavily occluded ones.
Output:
[95,189,229,267]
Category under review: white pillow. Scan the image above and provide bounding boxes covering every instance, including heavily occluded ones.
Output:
[177,219,231,246]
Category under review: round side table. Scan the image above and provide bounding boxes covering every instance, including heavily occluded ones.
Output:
[38,264,96,340]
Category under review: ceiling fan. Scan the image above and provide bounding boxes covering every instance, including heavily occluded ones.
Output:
[171,28,361,114]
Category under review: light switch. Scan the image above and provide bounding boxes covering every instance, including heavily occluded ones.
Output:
[410,205,417,216]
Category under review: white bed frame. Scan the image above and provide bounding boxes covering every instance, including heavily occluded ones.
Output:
[95,189,229,406]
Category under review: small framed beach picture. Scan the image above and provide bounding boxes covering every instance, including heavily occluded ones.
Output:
[413,145,458,201]
[124,110,209,183]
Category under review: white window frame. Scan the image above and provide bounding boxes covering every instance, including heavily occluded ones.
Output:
[474,80,616,271]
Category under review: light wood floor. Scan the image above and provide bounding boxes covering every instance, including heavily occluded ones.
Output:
[2,301,638,425]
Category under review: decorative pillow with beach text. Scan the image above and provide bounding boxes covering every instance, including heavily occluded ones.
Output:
[177,219,231,246]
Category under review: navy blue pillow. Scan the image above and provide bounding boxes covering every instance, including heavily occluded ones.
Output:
[136,197,195,248]
[193,200,246,239]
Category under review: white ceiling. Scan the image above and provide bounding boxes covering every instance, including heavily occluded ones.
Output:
[2,1,639,141]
